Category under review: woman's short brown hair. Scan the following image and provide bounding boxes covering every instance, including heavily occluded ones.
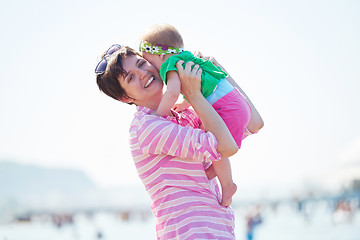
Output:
[96,46,141,103]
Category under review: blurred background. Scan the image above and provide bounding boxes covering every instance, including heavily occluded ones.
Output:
[1,0,359,239]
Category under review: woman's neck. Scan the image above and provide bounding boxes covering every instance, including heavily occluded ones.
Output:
[136,97,162,111]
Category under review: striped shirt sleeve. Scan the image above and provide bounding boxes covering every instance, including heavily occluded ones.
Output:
[135,115,221,163]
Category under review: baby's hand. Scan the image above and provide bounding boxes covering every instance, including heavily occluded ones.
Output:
[205,164,217,180]
[172,101,191,112]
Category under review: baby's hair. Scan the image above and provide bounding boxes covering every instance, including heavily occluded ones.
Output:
[141,24,184,48]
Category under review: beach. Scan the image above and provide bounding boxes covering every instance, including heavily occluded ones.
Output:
[1,201,359,240]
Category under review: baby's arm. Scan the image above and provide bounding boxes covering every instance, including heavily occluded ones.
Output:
[154,71,181,116]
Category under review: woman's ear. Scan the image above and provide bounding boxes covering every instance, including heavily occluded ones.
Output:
[119,96,135,104]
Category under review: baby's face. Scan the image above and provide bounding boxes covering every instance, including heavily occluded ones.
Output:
[141,52,163,72]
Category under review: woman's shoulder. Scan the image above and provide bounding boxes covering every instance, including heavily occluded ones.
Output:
[130,106,171,131]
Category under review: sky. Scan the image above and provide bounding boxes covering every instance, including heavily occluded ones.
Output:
[0,0,359,199]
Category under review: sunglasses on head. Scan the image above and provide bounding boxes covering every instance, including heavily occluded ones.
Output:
[95,44,122,74]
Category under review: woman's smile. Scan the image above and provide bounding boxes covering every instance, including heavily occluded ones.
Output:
[118,54,163,108]
[144,76,155,88]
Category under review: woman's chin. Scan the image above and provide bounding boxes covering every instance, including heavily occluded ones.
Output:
[152,78,164,89]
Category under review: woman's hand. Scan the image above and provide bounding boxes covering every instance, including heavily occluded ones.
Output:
[193,51,224,70]
[176,60,238,159]
[176,60,202,100]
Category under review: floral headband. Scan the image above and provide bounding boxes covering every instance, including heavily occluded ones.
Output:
[139,41,184,55]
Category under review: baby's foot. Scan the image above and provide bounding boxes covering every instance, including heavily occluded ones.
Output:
[221,183,237,207]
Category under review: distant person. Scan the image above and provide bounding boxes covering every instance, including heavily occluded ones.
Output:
[245,205,263,240]
[95,43,263,239]
[139,23,259,206]
[96,230,103,239]
[332,200,353,224]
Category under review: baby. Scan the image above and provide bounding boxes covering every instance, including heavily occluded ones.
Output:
[139,24,252,206]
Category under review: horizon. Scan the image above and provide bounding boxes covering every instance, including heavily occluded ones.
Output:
[0,159,357,204]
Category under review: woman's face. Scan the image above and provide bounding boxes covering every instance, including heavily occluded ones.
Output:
[117,54,163,108]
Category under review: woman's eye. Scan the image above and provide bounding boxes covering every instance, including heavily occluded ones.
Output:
[129,75,133,81]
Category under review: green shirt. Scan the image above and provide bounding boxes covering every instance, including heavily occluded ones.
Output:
[160,51,228,98]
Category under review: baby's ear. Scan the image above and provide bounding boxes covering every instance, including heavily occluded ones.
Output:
[160,53,166,60]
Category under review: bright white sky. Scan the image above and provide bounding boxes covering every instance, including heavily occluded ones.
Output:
[1,0,359,199]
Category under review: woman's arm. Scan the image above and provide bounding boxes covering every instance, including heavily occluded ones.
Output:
[176,61,238,159]
[194,52,264,134]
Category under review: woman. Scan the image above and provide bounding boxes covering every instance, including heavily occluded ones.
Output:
[95,45,263,239]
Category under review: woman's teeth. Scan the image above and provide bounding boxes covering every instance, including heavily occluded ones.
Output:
[145,76,154,88]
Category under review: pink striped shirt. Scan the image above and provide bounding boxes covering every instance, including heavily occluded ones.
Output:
[129,106,235,240]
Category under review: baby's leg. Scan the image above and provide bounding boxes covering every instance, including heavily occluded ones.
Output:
[212,158,237,207]
[224,77,262,134]
[211,82,251,148]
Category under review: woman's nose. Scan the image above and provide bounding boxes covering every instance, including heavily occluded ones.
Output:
[137,68,147,79]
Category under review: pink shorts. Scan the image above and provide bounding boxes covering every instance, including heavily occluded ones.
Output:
[212,88,251,149]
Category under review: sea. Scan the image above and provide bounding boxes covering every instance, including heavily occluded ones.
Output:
[0,201,359,240]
